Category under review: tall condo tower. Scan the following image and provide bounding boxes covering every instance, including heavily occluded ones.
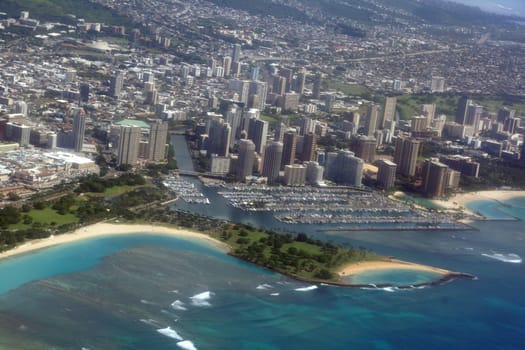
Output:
[72,108,86,152]
[148,120,168,161]
[117,126,140,166]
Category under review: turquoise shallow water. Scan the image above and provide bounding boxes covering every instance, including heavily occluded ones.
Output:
[347,269,442,286]
[0,197,523,349]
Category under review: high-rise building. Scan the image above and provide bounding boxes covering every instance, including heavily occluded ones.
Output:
[247,118,268,154]
[422,159,449,197]
[207,117,231,157]
[79,83,90,103]
[232,44,241,63]
[355,135,376,163]
[236,139,255,181]
[223,56,232,77]
[421,103,436,126]
[497,107,515,123]
[304,161,324,185]
[282,92,300,112]
[326,150,363,187]
[279,67,293,92]
[210,155,231,175]
[72,108,86,152]
[225,107,242,143]
[455,96,472,125]
[273,76,287,95]
[393,137,420,177]
[503,117,520,134]
[284,164,306,186]
[250,66,260,81]
[117,126,140,166]
[411,116,428,132]
[381,97,397,129]
[14,101,28,117]
[148,120,168,161]
[294,68,306,95]
[301,132,317,162]
[465,104,483,128]
[365,105,379,137]
[262,141,283,184]
[109,71,124,98]
[312,72,323,99]
[376,159,397,189]
[281,129,297,169]
[249,81,268,111]
[274,122,287,142]
[6,122,30,147]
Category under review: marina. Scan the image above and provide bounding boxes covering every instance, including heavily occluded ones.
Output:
[162,176,210,205]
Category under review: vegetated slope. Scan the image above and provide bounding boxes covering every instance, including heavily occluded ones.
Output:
[0,0,134,26]
[205,0,517,26]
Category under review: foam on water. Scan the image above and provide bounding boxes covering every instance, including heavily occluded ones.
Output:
[171,300,187,311]
[482,253,522,263]
[294,285,318,292]
[270,292,280,296]
[140,318,162,327]
[190,291,213,307]
[256,283,273,290]
[157,326,183,340]
[177,340,198,350]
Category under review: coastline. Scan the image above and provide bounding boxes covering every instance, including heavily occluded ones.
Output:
[337,259,451,277]
[432,190,525,216]
[0,221,474,288]
[0,222,230,262]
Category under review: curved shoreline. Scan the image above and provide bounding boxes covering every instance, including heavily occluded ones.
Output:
[0,222,474,289]
[337,259,451,277]
[0,222,230,262]
[432,190,525,216]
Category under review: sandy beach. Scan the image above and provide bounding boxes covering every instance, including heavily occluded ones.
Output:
[0,222,229,261]
[431,190,525,214]
[338,259,451,277]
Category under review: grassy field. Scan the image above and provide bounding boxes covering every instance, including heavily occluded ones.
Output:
[11,207,79,230]
[85,185,149,198]
[326,81,370,96]
[260,114,280,127]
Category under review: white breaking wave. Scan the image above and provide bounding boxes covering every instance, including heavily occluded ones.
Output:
[256,283,273,290]
[177,340,198,350]
[360,286,399,292]
[157,326,183,340]
[140,318,162,327]
[294,285,318,292]
[482,253,522,263]
[190,291,213,307]
[171,300,187,311]
[270,292,280,296]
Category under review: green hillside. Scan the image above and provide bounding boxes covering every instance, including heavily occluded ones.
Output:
[0,0,134,27]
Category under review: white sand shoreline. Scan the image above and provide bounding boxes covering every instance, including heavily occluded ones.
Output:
[0,222,230,262]
[452,190,525,206]
[338,259,450,277]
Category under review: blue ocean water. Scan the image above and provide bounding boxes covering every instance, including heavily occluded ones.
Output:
[0,198,523,349]
[0,137,524,349]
